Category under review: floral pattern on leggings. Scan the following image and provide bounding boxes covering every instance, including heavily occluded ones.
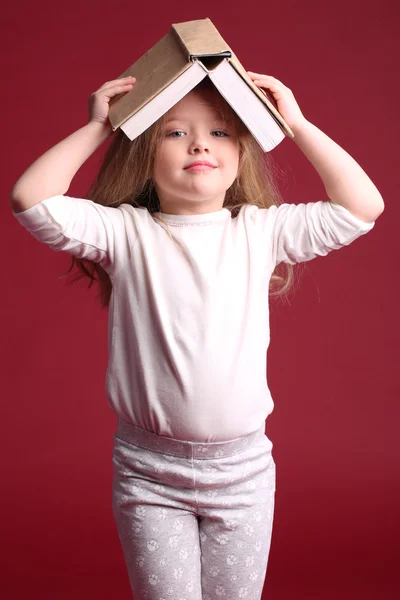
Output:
[112,428,276,600]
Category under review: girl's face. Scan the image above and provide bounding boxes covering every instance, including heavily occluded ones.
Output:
[153,89,240,215]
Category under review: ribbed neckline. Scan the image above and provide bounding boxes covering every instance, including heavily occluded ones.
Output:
[153,208,231,225]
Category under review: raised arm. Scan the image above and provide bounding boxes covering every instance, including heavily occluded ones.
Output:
[247,72,385,223]
[10,76,136,213]
[290,119,384,223]
[10,121,111,212]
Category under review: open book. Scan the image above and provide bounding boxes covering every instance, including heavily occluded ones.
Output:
[108,18,294,152]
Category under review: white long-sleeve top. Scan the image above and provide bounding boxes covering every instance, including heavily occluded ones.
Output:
[13,196,374,442]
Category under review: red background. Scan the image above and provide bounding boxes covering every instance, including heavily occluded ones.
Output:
[2,1,399,598]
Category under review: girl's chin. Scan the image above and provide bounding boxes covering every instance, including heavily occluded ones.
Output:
[181,182,227,195]
[159,183,229,202]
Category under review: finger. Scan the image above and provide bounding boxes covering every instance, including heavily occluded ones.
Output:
[105,84,135,96]
[98,77,136,90]
[252,79,280,87]
[248,73,284,86]
[252,79,286,92]
[92,83,134,99]
[248,71,273,78]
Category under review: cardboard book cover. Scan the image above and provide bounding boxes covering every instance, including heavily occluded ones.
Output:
[108,18,294,139]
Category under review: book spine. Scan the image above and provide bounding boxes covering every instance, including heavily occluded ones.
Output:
[171,18,232,61]
[171,25,192,61]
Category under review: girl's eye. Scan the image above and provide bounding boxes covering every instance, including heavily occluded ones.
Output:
[167,131,185,138]
[165,130,229,138]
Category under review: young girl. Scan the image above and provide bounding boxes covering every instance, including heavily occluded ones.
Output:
[10,72,384,600]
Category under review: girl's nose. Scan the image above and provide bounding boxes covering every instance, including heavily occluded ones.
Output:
[189,136,210,153]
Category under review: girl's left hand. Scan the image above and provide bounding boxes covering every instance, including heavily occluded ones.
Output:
[247,72,307,131]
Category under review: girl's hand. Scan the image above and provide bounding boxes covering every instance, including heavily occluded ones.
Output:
[247,72,307,131]
[88,77,136,131]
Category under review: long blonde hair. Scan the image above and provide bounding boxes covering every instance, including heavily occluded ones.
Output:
[61,78,303,308]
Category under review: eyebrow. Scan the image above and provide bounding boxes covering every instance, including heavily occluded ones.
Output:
[164,117,186,123]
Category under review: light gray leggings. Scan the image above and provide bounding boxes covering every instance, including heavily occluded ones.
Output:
[112,419,276,600]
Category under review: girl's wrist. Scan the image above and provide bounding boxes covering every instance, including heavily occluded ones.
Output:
[291,118,311,137]
[86,119,113,142]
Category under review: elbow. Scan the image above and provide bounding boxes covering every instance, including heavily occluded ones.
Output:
[9,185,20,205]
[356,194,385,223]
[9,187,25,212]
[373,194,385,220]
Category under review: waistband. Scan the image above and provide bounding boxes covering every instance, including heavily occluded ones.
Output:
[114,419,266,459]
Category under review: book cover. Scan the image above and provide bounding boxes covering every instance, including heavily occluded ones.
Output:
[108,18,294,139]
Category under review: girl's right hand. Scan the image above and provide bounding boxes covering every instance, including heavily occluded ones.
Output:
[88,77,136,131]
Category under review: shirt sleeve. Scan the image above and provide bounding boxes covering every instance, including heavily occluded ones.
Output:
[268,200,375,267]
[12,194,133,274]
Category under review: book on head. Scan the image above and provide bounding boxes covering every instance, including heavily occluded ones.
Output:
[108,18,294,152]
